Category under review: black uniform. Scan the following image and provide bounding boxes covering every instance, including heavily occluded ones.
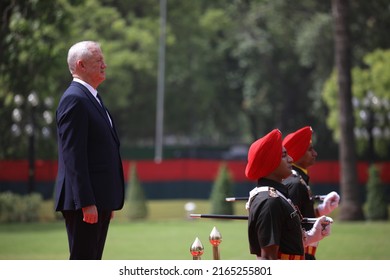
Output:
[284,166,316,259]
[248,178,304,258]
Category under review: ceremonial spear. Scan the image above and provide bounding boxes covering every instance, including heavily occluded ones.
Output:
[189,214,333,227]
[225,195,327,202]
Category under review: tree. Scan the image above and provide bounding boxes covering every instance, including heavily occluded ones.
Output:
[331,0,364,220]
[126,163,148,220]
[2,0,390,161]
[0,0,73,159]
[323,49,390,160]
[210,162,234,215]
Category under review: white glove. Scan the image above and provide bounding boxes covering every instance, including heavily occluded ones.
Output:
[303,216,333,247]
[307,241,319,247]
[317,191,340,216]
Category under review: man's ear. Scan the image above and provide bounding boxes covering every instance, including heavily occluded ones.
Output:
[76,59,85,70]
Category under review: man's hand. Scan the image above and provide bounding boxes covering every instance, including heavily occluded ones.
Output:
[303,216,333,246]
[317,191,340,216]
[82,205,98,224]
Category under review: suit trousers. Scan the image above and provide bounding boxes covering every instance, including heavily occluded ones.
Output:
[62,209,111,260]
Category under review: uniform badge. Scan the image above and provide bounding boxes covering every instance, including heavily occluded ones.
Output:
[268,187,279,197]
[299,177,313,198]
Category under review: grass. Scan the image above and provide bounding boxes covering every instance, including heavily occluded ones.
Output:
[0,200,389,260]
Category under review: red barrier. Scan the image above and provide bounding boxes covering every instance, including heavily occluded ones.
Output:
[1,160,390,184]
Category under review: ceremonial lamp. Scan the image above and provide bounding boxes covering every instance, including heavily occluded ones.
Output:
[209,227,222,260]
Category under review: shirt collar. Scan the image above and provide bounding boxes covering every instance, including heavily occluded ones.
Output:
[73,78,98,97]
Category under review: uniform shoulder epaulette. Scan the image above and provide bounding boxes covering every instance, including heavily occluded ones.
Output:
[292,170,308,187]
[268,187,279,197]
[291,169,299,177]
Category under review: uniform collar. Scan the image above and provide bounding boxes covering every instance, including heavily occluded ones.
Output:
[292,165,310,185]
[292,163,308,174]
[257,178,289,197]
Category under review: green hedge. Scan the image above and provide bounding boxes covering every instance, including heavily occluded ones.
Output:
[0,192,43,223]
[366,164,388,220]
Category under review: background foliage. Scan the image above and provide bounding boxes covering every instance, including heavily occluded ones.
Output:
[1,0,390,161]
[322,49,390,159]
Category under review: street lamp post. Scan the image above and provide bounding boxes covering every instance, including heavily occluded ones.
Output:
[363,94,375,162]
[11,91,53,194]
[155,0,167,163]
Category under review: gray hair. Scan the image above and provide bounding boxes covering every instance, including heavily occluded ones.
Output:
[67,41,100,74]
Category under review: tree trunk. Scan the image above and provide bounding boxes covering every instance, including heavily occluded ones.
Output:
[331,0,364,220]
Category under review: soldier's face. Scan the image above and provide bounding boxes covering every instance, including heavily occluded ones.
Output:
[274,147,293,180]
[295,144,317,168]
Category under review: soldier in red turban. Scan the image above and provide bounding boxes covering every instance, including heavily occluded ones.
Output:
[245,129,286,180]
[246,129,332,260]
[282,126,340,260]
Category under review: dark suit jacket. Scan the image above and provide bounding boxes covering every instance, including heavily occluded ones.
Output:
[55,81,124,211]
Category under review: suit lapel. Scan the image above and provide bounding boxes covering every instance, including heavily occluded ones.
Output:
[105,109,120,144]
[74,82,120,144]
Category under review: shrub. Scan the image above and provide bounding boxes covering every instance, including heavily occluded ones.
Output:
[0,192,43,223]
[126,163,148,220]
[366,164,388,221]
[210,162,234,215]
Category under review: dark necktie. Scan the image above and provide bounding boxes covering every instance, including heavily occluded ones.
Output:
[96,93,113,127]
[96,93,105,108]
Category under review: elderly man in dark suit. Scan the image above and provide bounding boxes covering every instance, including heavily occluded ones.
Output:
[55,41,125,260]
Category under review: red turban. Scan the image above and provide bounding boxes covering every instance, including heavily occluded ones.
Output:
[282,126,313,162]
[245,129,283,180]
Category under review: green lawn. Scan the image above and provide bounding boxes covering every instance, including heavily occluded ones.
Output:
[0,200,389,260]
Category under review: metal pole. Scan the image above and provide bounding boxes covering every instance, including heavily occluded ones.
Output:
[27,132,35,194]
[367,106,375,163]
[190,214,248,220]
[190,213,327,224]
[27,106,36,194]
[154,0,167,163]
[225,195,326,202]
[225,197,248,202]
